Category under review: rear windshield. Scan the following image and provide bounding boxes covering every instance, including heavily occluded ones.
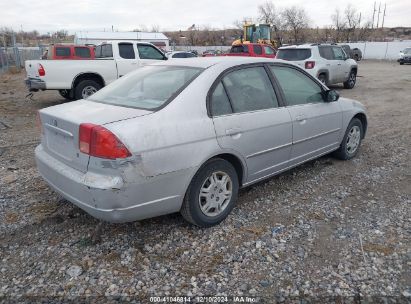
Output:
[404,48,411,54]
[276,49,311,61]
[88,66,203,110]
[230,45,248,53]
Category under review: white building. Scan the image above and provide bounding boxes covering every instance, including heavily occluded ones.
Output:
[74,31,169,49]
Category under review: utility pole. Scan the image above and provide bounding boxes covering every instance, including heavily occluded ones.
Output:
[381,3,387,28]
[371,2,376,29]
[376,2,381,28]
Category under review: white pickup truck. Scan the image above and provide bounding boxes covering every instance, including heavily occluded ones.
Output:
[25,41,168,100]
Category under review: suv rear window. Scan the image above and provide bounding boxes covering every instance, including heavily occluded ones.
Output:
[276,49,311,61]
[88,66,203,110]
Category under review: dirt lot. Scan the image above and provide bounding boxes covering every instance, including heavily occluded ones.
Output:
[0,61,410,302]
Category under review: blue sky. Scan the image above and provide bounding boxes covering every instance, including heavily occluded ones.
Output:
[0,0,409,33]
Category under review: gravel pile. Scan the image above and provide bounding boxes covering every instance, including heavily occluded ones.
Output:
[0,61,410,302]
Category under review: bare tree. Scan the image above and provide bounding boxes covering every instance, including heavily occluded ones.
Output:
[281,6,309,43]
[344,4,360,42]
[331,8,346,42]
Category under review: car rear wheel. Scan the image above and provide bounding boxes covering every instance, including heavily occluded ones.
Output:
[334,118,363,160]
[181,158,239,227]
[74,80,102,100]
[343,70,356,89]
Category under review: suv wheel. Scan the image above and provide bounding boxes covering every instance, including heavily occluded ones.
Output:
[343,70,356,89]
[318,74,327,85]
[181,158,239,227]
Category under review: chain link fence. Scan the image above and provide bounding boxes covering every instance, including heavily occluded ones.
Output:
[0,47,43,75]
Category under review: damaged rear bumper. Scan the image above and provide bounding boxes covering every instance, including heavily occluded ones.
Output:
[25,78,46,92]
[35,145,186,223]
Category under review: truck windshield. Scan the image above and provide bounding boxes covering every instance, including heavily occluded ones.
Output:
[88,66,203,110]
[276,49,311,61]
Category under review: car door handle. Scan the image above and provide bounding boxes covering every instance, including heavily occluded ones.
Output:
[337,63,342,66]
[225,128,241,136]
[295,114,306,121]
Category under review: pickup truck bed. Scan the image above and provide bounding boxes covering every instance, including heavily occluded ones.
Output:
[25,41,167,100]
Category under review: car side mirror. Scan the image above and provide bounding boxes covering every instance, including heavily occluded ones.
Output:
[163,55,168,60]
[324,89,339,102]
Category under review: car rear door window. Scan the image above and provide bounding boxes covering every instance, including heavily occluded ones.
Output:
[253,45,263,55]
[137,44,164,60]
[210,82,233,116]
[270,66,323,106]
[222,67,278,113]
[332,47,345,60]
[118,43,135,59]
[55,47,70,57]
[74,47,91,58]
[276,49,311,61]
[318,46,334,60]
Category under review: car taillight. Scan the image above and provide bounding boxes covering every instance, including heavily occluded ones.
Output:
[36,111,44,135]
[38,63,45,76]
[305,61,315,69]
[79,123,131,159]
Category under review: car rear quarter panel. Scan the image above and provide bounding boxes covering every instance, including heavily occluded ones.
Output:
[102,68,233,179]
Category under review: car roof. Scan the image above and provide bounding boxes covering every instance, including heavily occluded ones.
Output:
[150,57,290,69]
[279,43,340,50]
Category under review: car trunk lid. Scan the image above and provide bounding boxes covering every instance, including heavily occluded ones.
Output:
[39,100,152,172]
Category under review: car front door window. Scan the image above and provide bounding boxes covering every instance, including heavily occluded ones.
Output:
[270,66,323,106]
[137,44,164,60]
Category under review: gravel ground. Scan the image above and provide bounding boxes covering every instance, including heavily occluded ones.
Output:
[0,61,410,303]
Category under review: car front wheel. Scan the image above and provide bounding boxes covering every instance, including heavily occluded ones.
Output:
[334,118,363,160]
[181,158,239,227]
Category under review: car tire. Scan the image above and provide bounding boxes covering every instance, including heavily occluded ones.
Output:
[333,118,363,160]
[318,74,327,85]
[399,62,404,65]
[74,80,102,100]
[343,70,356,89]
[181,158,239,227]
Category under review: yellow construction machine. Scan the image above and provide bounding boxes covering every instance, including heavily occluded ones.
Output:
[232,23,280,48]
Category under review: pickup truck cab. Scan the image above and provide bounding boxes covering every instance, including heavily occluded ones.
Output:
[25,41,167,100]
[225,43,276,58]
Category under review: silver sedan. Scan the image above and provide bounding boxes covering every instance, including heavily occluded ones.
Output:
[35,57,367,227]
